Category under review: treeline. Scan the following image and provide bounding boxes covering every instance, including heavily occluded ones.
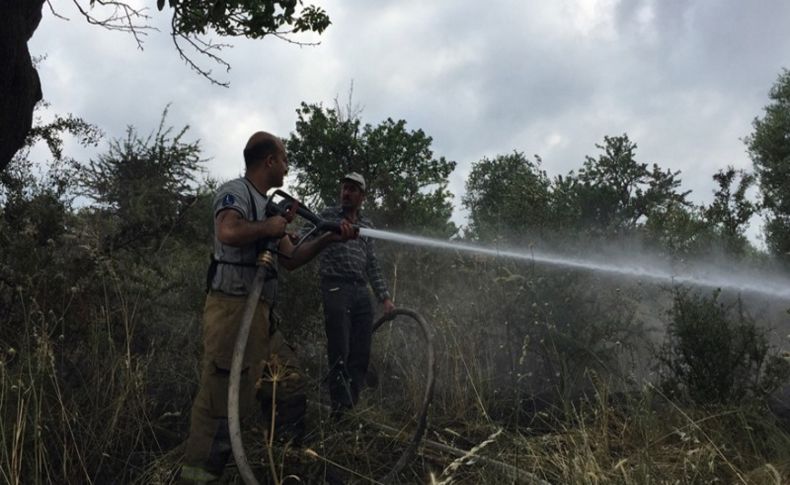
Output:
[1,71,789,483]
[284,69,790,264]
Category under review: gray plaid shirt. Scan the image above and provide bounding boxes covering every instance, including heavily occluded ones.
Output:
[307,206,391,302]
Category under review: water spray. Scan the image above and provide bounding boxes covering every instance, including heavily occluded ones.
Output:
[271,190,788,299]
[359,228,790,300]
[228,191,789,484]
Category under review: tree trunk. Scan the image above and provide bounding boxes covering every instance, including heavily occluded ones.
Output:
[0,0,44,172]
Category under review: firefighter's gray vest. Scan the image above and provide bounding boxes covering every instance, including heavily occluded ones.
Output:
[209,177,278,302]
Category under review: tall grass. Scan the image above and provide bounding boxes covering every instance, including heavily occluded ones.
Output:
[0,255,201,483]
[2,237,789,484]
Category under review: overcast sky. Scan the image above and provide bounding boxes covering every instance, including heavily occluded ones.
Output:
[29,0,790,242]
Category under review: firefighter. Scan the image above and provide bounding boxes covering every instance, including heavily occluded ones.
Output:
[179,132,355,483]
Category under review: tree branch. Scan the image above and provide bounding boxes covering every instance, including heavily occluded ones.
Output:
[170,15,231,87]
[70,0,155,50]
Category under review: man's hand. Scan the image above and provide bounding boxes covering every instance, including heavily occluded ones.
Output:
[216,209,290,247]
[381,298,395,315]
[261,215,289,239]
[338,219,357,240]
[327,219,358,242]
[283,200,299,223]
[280,218,357,270]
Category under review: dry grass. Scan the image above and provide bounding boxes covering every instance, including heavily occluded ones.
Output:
[2,249,789,484]
[139,312,790,485]
[0,265,199,484]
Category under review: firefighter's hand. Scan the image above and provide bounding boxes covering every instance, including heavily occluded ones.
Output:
[284,200,299,223]
[381,298,395,315]
[261,215,289,239]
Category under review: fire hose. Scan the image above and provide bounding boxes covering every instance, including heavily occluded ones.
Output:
[227,191,437,484]
[228,263,270,485]
[225,191,540,484]
[371,308,436,482]
[227,284,437,484]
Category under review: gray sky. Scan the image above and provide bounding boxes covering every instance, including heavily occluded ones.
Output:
[30,0,790,242]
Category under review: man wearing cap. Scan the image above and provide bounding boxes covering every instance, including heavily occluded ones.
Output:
[312,172,395,416]
[179,132,355,483]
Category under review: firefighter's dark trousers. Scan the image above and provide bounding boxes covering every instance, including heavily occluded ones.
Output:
[180,292,305,483]
[321,277,374,411]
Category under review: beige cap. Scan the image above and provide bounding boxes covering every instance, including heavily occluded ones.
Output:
[341,172,366,191]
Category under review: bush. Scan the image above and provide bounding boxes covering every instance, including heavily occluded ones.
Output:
[0,110,209,483]
[657,290,790,406]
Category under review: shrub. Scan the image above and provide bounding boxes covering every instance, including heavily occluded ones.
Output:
[657,289,790,406]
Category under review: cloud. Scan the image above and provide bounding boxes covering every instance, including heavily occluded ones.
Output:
[26,0,790,241]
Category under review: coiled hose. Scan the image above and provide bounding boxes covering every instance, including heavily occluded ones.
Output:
[372,308,436,482]
[228,274,436,485]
